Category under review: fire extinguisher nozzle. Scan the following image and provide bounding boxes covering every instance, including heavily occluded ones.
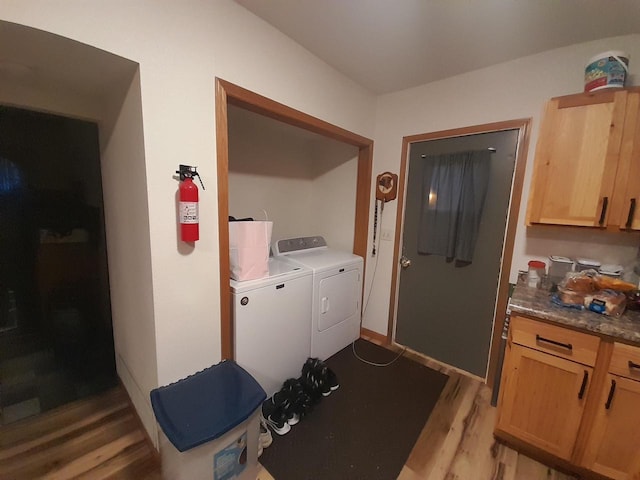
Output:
[194,173,205,190]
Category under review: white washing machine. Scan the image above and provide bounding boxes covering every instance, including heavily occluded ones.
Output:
[231,257,312,396]
[274,236,363,361]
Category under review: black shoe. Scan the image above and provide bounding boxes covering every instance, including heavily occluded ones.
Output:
[267,378,303,427]
[301,358,325,403]
[322,367,339,396]
[278,378,300,425]
[262,399,291,435]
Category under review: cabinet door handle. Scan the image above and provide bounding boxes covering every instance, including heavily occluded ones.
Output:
[628,360,640,370]
[605,379,617,410]
[598,196,609,226]
[536,334,573,351]
[578,370,588,400]
[626,198,637,229]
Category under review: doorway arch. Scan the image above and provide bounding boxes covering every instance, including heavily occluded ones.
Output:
[215,79,374,359]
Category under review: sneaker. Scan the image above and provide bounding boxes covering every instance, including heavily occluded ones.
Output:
[274,378,306,426]
[262,398,291,435]
[289,384,314,422]
[326,368,339,394]
[265,408,291,435]
[329,370,339,391]
[287,412,300,426]
[258,415,273,456]
[301,358,326,404]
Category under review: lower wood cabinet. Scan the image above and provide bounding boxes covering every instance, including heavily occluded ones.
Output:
[580,346,640,479]
[496,324,594,460]
[496,315,640,480]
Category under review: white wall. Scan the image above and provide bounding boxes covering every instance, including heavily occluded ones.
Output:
[100,70,159,443]
[364,34,640,335]
[228,105,359,249]
[1,24,158,440]
[0,0,376,444]
[0,80,103,125]
[309,151,358,252]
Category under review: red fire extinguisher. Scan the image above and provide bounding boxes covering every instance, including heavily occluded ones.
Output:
[176,165,205,242]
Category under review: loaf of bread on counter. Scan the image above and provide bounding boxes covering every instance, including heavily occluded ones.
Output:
[561,271,597,293]
[584,290,627,317]
[557,286,588,305]
[594,275,637,292]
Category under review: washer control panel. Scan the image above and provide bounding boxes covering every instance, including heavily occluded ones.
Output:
[274,236,327,254]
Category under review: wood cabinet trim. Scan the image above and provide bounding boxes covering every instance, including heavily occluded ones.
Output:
[552,86,640,107]
[555,90,617,109]
[494,429,615,480]
[609,342,640,381]
[510,315,600,366]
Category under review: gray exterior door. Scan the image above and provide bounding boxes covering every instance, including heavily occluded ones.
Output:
[395,130,518,377]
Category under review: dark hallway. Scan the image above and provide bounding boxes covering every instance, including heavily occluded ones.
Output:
[0,105,116,425]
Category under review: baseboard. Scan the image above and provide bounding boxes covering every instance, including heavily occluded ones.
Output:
[493,430,610,480]
[119,377,161,461]
[115,353,159,450]
[360,327,389,345]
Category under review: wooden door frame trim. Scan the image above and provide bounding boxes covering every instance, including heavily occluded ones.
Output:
[215,78,373,360]
[387,119,531,388]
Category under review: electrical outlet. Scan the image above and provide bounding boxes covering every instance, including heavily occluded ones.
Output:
[381,229,393,241]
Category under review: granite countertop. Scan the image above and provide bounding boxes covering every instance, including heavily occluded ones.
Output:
[509,283,640,345]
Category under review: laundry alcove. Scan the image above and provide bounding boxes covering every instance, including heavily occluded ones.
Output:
[215,79,374,360]
[227,104,360,252]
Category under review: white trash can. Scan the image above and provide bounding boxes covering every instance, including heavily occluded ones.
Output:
[151,360,266,480]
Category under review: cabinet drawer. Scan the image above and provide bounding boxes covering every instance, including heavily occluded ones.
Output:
[510,316,600,366]
[609,342,640,381]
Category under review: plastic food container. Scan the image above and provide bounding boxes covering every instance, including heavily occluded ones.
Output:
[576,258,601,273]
[584,51,629,92]
[599,264,623,278]
[548,256,573,284]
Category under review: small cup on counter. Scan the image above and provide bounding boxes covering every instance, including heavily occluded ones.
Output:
[527,260,547,289]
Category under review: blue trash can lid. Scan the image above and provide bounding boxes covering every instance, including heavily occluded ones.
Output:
[150,360,266,452]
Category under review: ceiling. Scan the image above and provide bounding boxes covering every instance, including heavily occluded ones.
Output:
[234,0,640,94]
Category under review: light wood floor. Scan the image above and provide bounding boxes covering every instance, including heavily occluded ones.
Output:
[0,386,161,479]
[392,344,578,480]
[0,343,577,479]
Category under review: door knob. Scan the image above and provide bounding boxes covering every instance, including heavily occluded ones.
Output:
[400,255,411,269]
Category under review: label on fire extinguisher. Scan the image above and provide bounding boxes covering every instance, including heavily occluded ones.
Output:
[179,202,198,224]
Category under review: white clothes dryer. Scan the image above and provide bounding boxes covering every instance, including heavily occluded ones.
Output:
[274,236,363,361]
[231,257,312,396]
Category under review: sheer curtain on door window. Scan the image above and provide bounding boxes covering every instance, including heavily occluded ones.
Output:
[417,150,491,266]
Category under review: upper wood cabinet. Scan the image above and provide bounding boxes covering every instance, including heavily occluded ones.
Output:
[610,91,640,231]
[527,88,640,230]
